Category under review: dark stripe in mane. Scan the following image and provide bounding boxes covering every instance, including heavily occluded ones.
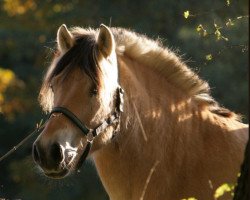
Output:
[49,34,100,85]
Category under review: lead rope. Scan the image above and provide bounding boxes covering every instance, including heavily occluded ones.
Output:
[0,120,46,162]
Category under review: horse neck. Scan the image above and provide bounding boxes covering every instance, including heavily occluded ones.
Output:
[93,55,197,197]
[116,55,198,165]
[117,55,248,154]
[92,55,248,199]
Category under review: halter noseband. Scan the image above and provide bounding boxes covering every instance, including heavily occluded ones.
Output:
[48,86,124,167]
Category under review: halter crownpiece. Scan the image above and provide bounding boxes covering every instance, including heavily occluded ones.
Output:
[48,86,124,166]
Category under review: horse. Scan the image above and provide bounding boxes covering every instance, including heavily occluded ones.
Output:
[33,24,248,200]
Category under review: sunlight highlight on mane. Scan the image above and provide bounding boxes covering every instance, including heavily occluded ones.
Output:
[112,28,210,99]
[40,26,240,120]
[109,28,240,120]
[70,27,211,100]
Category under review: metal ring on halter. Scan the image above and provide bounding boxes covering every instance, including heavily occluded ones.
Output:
[86,131,94,142]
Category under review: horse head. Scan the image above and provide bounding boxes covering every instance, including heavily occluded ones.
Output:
[32,24,122,179]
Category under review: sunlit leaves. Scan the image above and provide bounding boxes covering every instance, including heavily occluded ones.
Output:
[183,10,196,19]
[214,23,221,39]
[0,68,15,112]
[214,22,228,41]
[182,182,236,199]
[184,8,249,46]
[196,24,207,37]
[0,68,15,96]
[214,183,235,199]
[214,29,221,40]
[205,54,213,61]
[0,68,25,118]
[184,10,190,19]
[3,0,36,16]
[196,23,228,41]
[235,15,250,20]
[226,0,230,6]
[226,19,234,27]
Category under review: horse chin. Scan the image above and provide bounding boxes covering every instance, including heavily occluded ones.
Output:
[42,153,84,179]
[44,168,69,179]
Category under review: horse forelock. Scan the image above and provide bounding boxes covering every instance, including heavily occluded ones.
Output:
[39,32,101,112]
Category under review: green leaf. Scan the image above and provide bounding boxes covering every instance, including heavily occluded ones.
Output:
[226,19,234,26]
[196,24,203,32]
[222,36,229,41]
[214,23,220,29]
[226,0,230,6]
[203,30,208,37]
[206,54,212,61]
[184,10,190,19]
[214,183,235,199]
[215,29,221,40]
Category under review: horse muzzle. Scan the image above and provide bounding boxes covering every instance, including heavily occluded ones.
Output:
[32,140,83,179]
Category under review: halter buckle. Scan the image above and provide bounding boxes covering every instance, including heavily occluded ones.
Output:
[86,131,94,142]
[117,86,124,113]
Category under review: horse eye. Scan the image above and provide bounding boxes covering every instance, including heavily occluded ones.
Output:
[90,88,98,96]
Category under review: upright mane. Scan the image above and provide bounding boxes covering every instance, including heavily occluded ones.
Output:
[110,28,240,120]
[40,26,240,120]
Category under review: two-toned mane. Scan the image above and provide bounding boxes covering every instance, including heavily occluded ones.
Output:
[33,24,248,200]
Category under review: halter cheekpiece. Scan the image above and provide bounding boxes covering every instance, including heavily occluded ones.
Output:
[48,86,124,166]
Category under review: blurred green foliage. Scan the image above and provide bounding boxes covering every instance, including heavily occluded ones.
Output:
[0,0,248,199]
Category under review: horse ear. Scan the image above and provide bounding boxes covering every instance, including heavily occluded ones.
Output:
[57,24,74,53]
[97,24,115,58]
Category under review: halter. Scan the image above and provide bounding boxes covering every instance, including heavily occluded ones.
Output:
[48,86,124,167]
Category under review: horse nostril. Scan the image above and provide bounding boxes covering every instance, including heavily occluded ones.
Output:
[32,142,64,170]
[50,143,63,164]
[33,143,41,164]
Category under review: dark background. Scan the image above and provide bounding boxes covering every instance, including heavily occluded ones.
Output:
[0,0,248,199]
